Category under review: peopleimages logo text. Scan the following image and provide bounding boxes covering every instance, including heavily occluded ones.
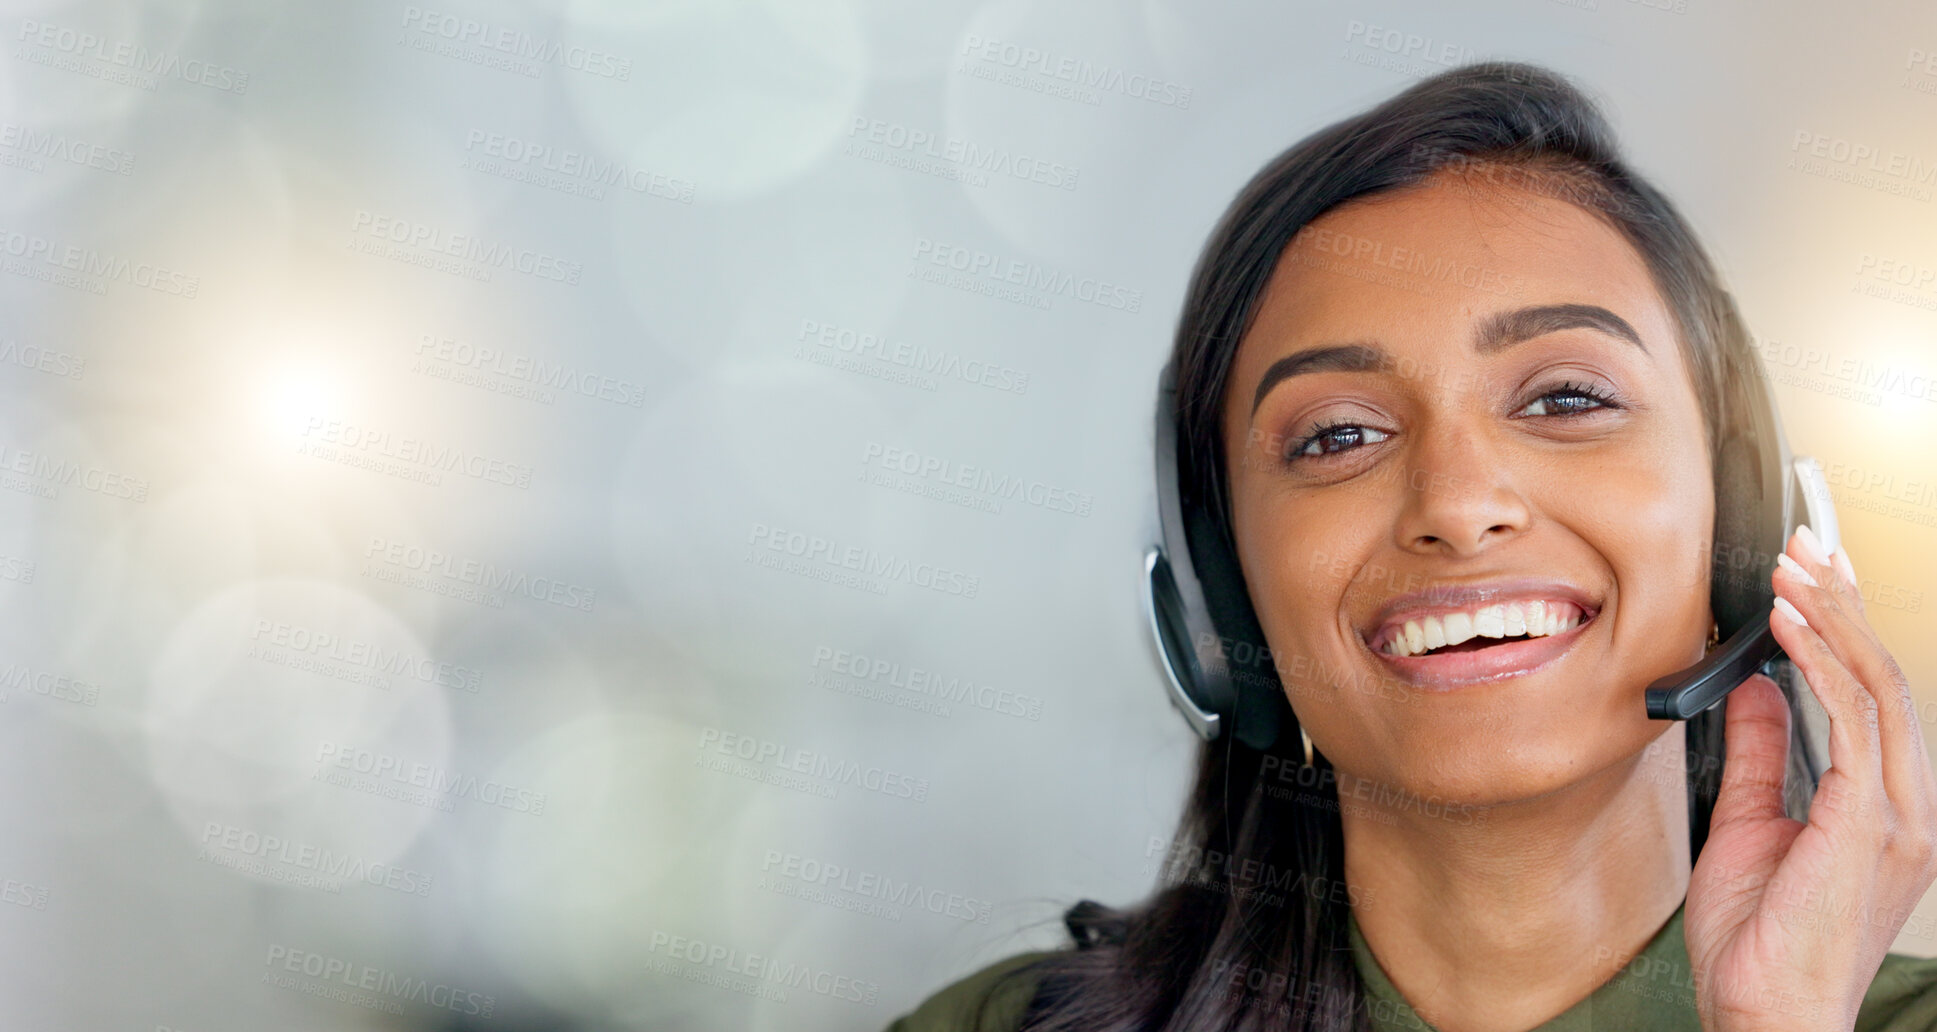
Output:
[202,823,434,895]
[315,741,547,815]
[697,727,930,802]
[399,6,632,80]
[958,35,1191,107]
[349,210,583,284]
[910,237,1142,313]
[362,537,597,612]
[847,117,1079,190]
[263,945,494,1018]
[746,523,980,598]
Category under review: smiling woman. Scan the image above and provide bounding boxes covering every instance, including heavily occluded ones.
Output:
[881,62,1937,1032]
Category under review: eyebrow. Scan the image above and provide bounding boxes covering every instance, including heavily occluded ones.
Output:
[1248,303,1646,416]
[1475,303,1644,355]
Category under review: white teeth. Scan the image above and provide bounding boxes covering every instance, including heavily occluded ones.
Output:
[1379,600,1586,657]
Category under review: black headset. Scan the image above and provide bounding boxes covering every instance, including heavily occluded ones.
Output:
[1142,334,1841,750]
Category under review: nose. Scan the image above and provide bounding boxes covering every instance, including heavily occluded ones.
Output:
[1390,422,1532,558]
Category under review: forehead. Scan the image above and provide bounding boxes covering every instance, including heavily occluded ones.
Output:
[1231,175,1678,392]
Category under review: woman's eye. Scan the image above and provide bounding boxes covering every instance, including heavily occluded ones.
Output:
[1291,424,1390,459]
[1517,384,1614,417]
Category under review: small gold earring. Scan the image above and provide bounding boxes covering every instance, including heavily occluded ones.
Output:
[1300,725,1315,767]
[1705,618,1720,654]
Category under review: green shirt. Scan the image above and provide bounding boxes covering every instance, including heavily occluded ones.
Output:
[883,903,1937,1031]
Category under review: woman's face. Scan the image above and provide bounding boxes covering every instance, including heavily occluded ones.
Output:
[1222,173,1714,807]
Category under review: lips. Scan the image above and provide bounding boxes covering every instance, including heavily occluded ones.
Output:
[1361,578,1602,688]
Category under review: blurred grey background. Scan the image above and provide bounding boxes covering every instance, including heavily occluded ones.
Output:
[1,0,1935,1028]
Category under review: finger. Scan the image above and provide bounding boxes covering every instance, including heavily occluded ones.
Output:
[1832,546,1865,617]
[1708,673,1792,829]
[1778,533,1926,804]
[1779,531,1895,703]
[1767,601,1884,803]
[1785,528,1878,648]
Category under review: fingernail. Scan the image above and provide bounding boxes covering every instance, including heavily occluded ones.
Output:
[1794,524,1831,567]
[1773,596,1809,628]
[1775,552,1818,587]
[1833,548,1858,591]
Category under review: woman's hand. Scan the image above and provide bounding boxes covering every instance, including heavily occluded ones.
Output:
[1685,527,1937,1032]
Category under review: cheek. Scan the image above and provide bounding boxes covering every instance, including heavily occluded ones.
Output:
[1551,443,1714,639]
[1235,487,1391,668]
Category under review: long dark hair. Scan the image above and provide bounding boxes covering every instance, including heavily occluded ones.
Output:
[984,61,1825,1032]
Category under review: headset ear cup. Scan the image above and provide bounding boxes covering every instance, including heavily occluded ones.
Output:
[1144,547,1226,740]
[1710,294,1791,640]
[1710,428,1774,639]
[1153,361,1292,750]
[1183,502,1290,751]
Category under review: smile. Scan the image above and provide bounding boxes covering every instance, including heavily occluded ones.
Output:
[1373,600,1588,657]
[1362,581,1602,687]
